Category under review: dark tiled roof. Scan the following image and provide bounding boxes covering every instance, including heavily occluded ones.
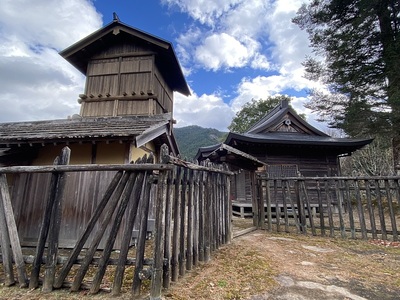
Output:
[226,132,373,153]
[0,114,171,146]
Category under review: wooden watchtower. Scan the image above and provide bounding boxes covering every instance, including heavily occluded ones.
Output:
[60,14,190,118]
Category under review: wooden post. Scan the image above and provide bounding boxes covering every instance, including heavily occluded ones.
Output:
[374,179,387,240]
[354,180,367,239]
[297,180,307,234]
[286,181,300,233]
[384,180,398,241]
[257,174,265,229]
[301,181,316,236]
[335,180,346,239]
[30,156,61,289]
[0,175,15,287]
[265,179,272,231]
[43,147,71,293]
[344,179,356,239]
[198,170,205,261]
[186,169,194,271]
[171,166,181,282]
[193,170,200,265]
[274,180,280,232]
[225,172,232,243]
[282,180,289,233]
[162,167,174,289]
[365,180,377,239]
[149,145,168,300]
[0,173,28,287]
[324,180,335,238]
[131,172,152,295]
[316,180,325,236]
[179,167,187,276]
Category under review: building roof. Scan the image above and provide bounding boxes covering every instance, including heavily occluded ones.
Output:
[195,143,266,170]
[226,100,373,155]
[0,113,177,150]
[59,17,190,96]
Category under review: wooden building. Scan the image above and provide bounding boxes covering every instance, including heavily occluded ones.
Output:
[196,100,373,213]
[0,15,189,247]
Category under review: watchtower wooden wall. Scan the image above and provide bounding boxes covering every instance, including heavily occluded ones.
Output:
[80,41,173,117]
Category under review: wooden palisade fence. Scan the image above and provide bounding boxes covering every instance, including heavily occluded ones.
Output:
[256,175,400,241]
[0,144,232,299]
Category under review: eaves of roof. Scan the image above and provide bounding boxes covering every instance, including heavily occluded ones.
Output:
[0,114,172,147]
[226,132,373,151]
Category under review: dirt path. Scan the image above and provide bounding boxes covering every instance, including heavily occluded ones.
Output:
[165,231,400,300]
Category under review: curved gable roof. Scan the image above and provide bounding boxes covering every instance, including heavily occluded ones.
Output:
[247,99,328,136]
[59,18,190,96]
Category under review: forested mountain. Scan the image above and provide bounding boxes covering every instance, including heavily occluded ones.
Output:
[174,125,228,160]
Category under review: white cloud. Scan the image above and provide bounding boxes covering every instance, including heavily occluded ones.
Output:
[0,0,102,122]
[173,91,235,131]
[194,33,249,70]
[162,0,243,26]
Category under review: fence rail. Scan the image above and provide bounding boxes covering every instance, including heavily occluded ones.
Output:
[0,145,232,299]
[256,176,400,241]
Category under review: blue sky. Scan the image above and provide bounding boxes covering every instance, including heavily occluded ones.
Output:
[0,0,326,131]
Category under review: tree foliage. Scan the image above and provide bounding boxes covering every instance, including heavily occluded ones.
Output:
[340,137,394,176]
[293,0,400,138]
[228,95,292,133]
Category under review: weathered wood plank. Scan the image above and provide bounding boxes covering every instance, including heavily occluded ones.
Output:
[54,171,124,289]
[43,147,71,293]
[0,178,15,287]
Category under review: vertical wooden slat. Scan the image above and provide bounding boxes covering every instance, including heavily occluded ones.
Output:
[374,179,387,240]
[171,166,181,282]
[162,168,174,288]
[384,180,398,241]
[149,168,168,300]
[0,172,28,288]
[324,180,335,238]
[132,172,153,295]
[316,180,325,236]
[365,180,377,239]
[335,180,346,239]
[226,172,232,243]
[198,170,205,262]
[344,180,356,239]
[301,181,316,236]
[354,180,367,239]
[286,181,300,233]
[257,175,265,229]
[274,180,280,232]
[186,169,194,271]
[296,180,307,234]
[281,180,289,233]
[43,147,71,292]
[0,175,15,287]
[265,179,272,231]
[193,170,200,265]
[179,167,187,276]
[204,167,211,262]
